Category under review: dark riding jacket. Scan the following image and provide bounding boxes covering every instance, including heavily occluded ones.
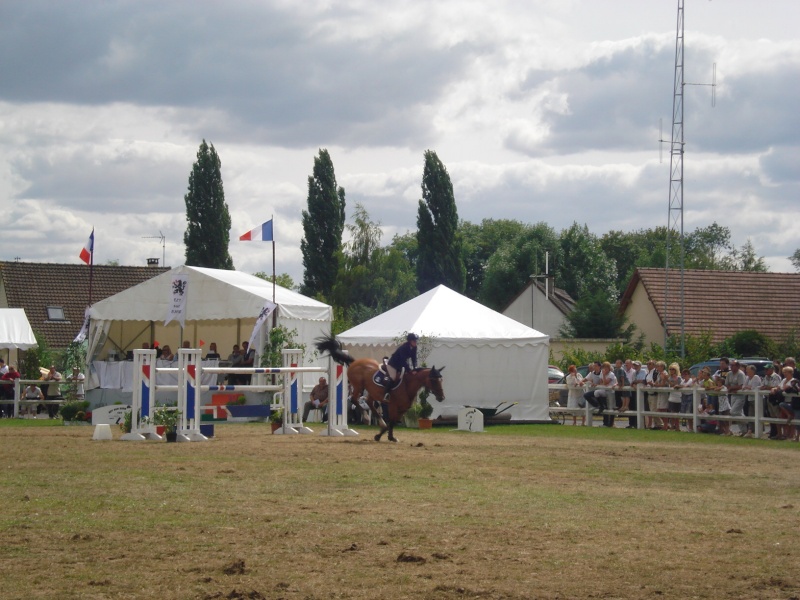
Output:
[388,342,417,372]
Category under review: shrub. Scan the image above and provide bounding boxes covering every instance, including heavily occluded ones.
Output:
[59,401,90,422]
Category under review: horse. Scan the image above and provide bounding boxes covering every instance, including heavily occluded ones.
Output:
[315,334,445,442]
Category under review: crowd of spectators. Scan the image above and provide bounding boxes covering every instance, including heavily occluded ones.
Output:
[563,356,800,440]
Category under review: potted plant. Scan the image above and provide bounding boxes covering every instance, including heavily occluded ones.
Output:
[269,407,284,433]
[418,391,434,429]
[153,404,182,442]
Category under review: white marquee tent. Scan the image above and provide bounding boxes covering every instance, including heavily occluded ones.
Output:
[337,285,550,421]
[86,266,332,388]
[0,308,37,350]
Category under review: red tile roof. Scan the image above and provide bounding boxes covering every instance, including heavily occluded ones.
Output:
[1,261,168,349]
[620,267,800,344]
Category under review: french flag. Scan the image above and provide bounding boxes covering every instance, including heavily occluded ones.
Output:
[79,229,94,264]
[239,219,273,242]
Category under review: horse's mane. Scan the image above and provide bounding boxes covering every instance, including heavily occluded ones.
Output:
[314,333,354,366]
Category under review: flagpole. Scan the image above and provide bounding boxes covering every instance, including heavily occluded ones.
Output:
[271,214,277,327]
[88,229,94,307]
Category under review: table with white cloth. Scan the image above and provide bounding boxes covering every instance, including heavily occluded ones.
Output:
[91,360,220,392]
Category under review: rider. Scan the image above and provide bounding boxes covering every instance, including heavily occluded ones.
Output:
[384,333,419,398]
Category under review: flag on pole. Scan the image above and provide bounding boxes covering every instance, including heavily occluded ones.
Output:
[79,229,94,264]
[239,219,273,242]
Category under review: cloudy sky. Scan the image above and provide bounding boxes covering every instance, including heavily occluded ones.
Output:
[2,0,798,283]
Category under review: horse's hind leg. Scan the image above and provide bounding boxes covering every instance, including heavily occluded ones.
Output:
[387,422,398,443]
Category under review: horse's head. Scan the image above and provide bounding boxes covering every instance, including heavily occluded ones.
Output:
[426,365,445,402]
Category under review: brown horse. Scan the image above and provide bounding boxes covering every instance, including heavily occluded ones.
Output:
[315,335,445,442]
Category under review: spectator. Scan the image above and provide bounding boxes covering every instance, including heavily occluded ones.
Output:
[617,359,634,414]
[67,366,85,399]
[23,383,44,417]
[182,340,191,348]
[725,360,746,436]
[665,362,682,431]
[651,361,669,430]
[227,344,243,384]
[160,345,175,361]
[0,357,7,376]
[1,364,20,415]
[42,365,62,418]
[762,363,782,439]
[627,361,648,429]
[679,368,695,432]
[240,341,255,384]
[775,366,799,441]
[582,362,603,414]
[712,357,731,413]
[741,365,762,438]
[711,366,733,436]
[565,365,586,426]
[644,360,659,429]
[205,342,220,360]
[302,377,329,422]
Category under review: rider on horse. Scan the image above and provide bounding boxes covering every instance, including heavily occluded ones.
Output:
[384,333,418,397]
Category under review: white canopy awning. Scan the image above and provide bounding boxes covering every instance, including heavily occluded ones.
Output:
[0,308,38,350]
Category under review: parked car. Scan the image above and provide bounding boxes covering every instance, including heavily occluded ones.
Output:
[688,357,772,378]
[548,365,565,383]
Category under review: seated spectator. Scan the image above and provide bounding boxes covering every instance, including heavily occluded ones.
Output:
[182,340,191,348]
[205,342,220,360]
[23,383,44,417]
[160,345,175,361]
[240,341,255,384]
[227,344,243,384]
[302,377,329,422]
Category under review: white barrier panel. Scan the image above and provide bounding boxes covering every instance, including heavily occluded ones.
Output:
[121,349,161,441]
[457,408,484,432]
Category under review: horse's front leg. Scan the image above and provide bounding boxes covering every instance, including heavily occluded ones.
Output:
[387,421,398,443]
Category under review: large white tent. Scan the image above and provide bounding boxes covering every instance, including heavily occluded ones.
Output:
[0,308,37,350]
[86,266,332,388]
[337,285,550,421]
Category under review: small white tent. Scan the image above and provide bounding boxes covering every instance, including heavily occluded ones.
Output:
[337,285,550,421]
[0,308,37,350]
[87,266,331,385]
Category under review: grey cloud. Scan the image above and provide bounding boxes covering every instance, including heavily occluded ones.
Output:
[0,2,475,148]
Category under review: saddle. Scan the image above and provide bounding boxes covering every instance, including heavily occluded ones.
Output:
[373,364,404,391]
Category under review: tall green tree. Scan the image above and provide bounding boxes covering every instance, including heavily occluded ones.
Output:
[560,290,636,340]
[416,150,465,293]
[300,149,346,299]
[183,140,234,269]
[460,219,530,301]
[479,222,560,310]
[558,222,618,301]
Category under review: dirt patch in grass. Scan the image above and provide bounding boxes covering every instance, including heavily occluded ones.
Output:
[0,423,798,599]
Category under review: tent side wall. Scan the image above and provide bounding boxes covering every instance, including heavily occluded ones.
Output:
[342,340,550,422]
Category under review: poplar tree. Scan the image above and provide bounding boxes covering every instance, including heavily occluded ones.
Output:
[300,149,346,298]
[416,150,465,293]
[183,140,234,269]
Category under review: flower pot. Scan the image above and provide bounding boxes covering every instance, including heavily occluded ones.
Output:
[156,425,165,436]
[271,422,282,433]
[165,430,178,443]
[418,418,433,429]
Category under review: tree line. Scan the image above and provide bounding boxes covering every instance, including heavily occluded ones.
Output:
[181,141,782,338]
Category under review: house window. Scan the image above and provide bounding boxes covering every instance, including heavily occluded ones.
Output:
[46,306,66,321]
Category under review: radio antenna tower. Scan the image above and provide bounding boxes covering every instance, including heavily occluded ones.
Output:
[662,0,715,357]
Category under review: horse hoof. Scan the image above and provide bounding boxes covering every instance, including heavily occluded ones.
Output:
[389,437,398,443]
[374,434,381,442]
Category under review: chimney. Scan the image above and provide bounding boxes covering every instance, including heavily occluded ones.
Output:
[146,258,159,267]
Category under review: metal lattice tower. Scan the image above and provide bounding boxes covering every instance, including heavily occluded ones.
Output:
[662,0,716,357]
[664,0,686,357]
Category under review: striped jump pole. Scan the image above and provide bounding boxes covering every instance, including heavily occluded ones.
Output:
[177,348,207,442]
[274,349,313,435]
[320,357,357,437]
[121,349,160,441]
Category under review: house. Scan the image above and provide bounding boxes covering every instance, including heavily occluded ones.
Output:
[619,267,800,347]
[502,278,576,338]
[0,261,168,351]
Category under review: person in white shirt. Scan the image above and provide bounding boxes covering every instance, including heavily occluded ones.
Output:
[68,366,86,399]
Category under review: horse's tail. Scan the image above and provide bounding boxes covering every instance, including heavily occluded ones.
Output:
[314,333,354,366]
